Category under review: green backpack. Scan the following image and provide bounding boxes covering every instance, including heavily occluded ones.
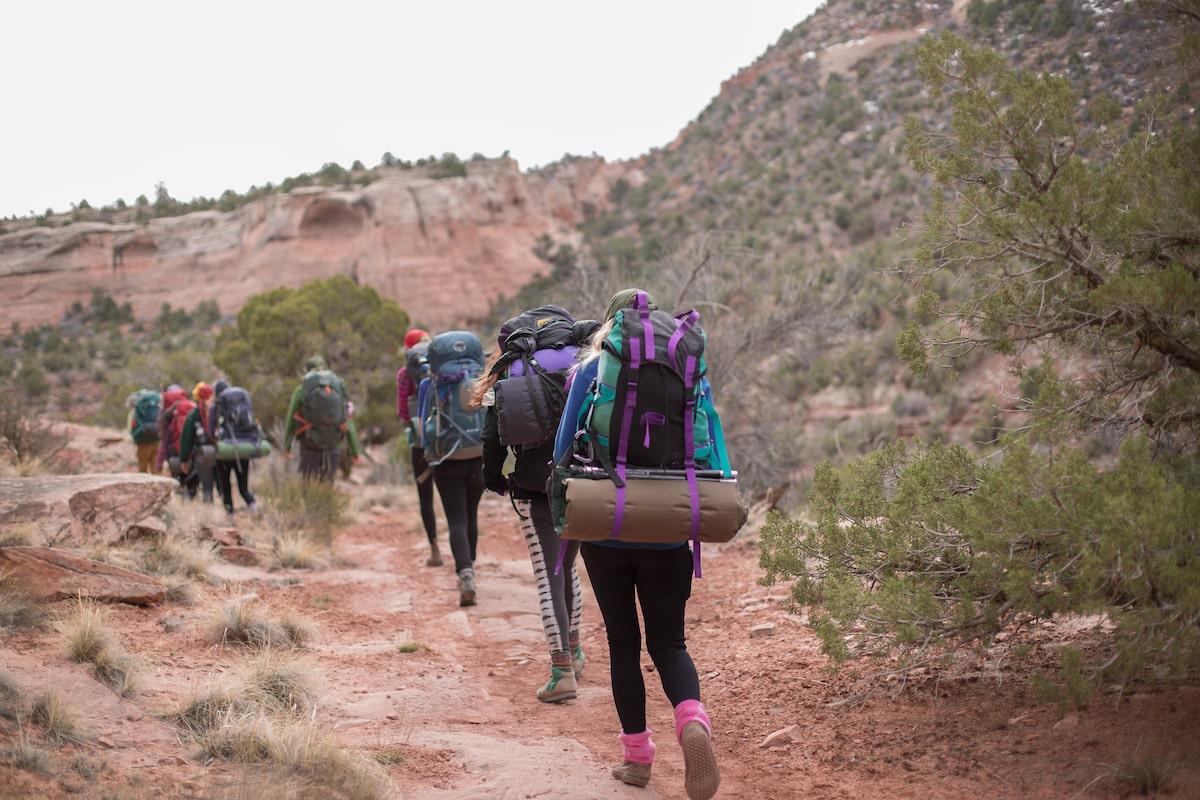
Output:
[131,390,161,444]
[298,370,347,450]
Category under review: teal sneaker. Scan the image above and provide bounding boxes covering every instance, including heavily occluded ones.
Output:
[537,666,577,703]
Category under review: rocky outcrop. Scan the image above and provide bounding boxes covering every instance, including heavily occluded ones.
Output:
[0,158,637,329]
[0,473,175,547]
[0,546,165,605]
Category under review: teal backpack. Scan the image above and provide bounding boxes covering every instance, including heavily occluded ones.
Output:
[298,370,348,450]
[131,390,161,444]
[419,331,485,465]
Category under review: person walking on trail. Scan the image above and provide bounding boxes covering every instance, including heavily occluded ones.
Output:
[210,379,261,516]
[417,331,486,607]
[126,389,162,474]
[474,306,599,703]
[157,385,199,499]
[178,382,217,503]
[284,356,362,482]
[397,328,442,567]
[551,289,724,800]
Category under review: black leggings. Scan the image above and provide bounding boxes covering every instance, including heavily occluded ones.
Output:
[411,446,437,545]
[216,460,255,512]
[581,543,701,734]
[433,457,483,574]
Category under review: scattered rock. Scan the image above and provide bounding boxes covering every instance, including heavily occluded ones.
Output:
[126,710,144,722]
[749,622,776,639]
[0,473,176,547]
[123,516,167,540]
[219,545,260,566]
[0,546,166,605]
[759,725,799,748]
[160,616,185,633]
[1053,714,1079,732]
[201,526,242,547]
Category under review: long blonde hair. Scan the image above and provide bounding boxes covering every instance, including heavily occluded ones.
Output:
[584,319,613,361]
[468,349,504,409]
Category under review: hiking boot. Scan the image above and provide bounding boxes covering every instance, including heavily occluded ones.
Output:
[572,643,587,680]
[612,761,652,787]
[426,542,444,567]
[679,722,720,800]
[457,569,476,607]
[536,666,577,703]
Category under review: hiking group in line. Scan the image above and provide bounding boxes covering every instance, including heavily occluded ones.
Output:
[126,289,741,800]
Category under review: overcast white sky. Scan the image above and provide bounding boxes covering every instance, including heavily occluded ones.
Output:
[0,1,820,218]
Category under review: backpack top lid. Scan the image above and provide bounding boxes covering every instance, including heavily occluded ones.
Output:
[492,307,602,378]
[428,331,484,377]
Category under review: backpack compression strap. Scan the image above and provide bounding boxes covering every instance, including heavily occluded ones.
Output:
[684,353,703,578]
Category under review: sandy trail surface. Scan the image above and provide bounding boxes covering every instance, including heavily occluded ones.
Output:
[2,483,1198,799]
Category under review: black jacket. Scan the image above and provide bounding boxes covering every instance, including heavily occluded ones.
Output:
[482,406,554,499]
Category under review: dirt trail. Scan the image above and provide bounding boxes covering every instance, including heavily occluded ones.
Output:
[3,482,1199,799]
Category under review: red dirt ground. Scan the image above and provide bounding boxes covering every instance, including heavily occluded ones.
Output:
[1,484,1198,799]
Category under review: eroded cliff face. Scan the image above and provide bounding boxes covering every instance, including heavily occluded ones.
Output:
[0,158,635,329]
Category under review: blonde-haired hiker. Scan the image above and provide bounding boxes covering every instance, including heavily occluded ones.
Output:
[475,306,599,703]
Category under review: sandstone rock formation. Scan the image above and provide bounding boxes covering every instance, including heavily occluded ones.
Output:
[0,546,166,605]
[0,158,637,329]
[0,473,176,547]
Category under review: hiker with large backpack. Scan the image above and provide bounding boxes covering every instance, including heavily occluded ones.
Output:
[126,389,162,473]
[284,356,362,483]
[397,328,442,567]
[417,331,486,606]
[209,379,267,515]
[550,289,746,800]
[177,382,217,503]
[473,306,599,703]
[156,385,200,498]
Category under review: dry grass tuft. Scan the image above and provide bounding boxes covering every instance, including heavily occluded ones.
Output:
[258,468,350,547]
[1115,749,1176,796]
[64,600,140,695]
[271,533,327,570]
[192,714,390,800]
[0,570,43,632]
[208,597,315,649]
[0,732,53,776]
[31,691,84,744]
[0,525,34,548]
[173,652,319,736]
[141,529,215,580]
[164,575,198,605]
[0,671,23,721]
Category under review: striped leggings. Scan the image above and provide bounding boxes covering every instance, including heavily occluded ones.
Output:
[514,495,582,655]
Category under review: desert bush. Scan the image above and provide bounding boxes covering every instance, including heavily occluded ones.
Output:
[64,601,140,695]
[0,394,68,473]
[760,437,1200,676]
[31,691,84,744]
[208,597,315,649]
[212,276,408,438]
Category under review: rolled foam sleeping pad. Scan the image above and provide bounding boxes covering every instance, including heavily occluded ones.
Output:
[215,440,273,460]
[562,475,747,543]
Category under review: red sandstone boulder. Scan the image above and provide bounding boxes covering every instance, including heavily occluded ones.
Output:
[0,473,176,547]
[0,546,165,605]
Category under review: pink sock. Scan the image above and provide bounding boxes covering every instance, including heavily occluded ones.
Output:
[673,699,712,742]
[618,729,656,764]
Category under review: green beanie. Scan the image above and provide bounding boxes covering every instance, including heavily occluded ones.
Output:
[304,355,328,372]
[604,289,657,322]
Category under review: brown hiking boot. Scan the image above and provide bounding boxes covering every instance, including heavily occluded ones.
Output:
[680,721,720,800]
[612,761,652,788]
[426,542,444,567]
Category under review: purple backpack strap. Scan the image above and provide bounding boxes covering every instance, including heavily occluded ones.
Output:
[667,309,701,363]
[612,337,643,538]
[635,291,655,361]
[683,354,703,578]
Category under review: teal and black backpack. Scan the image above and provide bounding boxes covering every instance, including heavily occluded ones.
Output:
[419,331,485,465]
[131,390,161,444]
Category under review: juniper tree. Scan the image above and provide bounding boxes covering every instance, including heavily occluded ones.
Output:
[761,21,1200,679]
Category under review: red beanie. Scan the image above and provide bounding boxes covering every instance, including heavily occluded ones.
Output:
[404,329,429,349]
